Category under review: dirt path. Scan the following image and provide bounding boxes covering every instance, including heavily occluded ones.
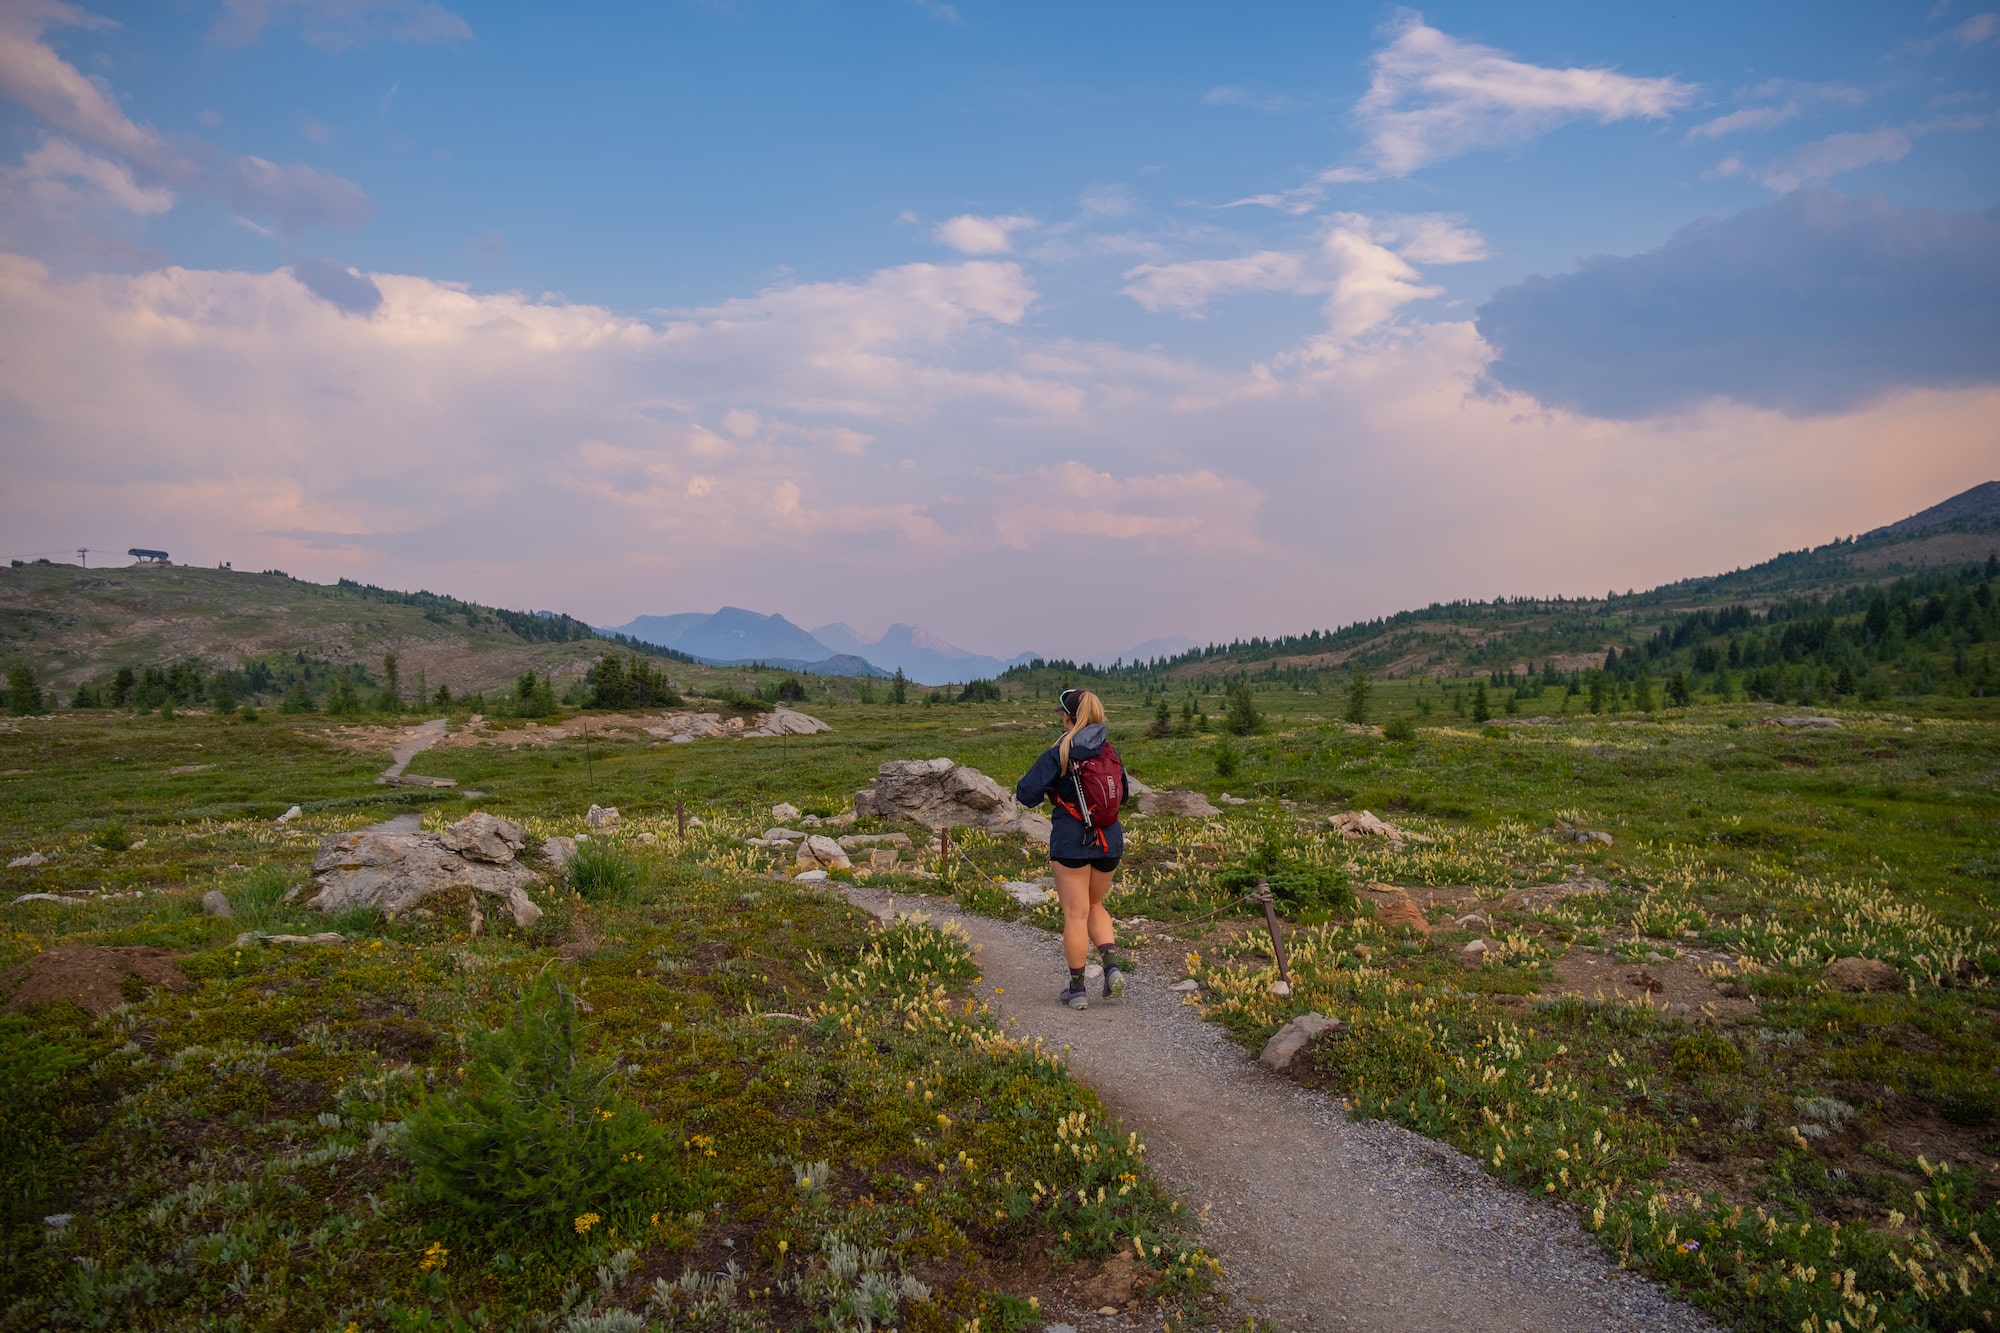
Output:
[378,718,449,783]
[846,886,1718,1333]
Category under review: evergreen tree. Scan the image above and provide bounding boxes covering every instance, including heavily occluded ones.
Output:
[281,681,316,714]
[110,666,135,707]
[1634,676,1657,711]
[434,683,452,708]
[1343,668,1371,724]
[1667,670,1691,708]
[1225,680,1260,735]
[890,667,908,705]
[1470,680,1492,723]
[1148,698,1171,737]
[6,664,43,716]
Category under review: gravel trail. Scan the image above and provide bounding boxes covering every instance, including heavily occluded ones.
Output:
[379,717,448,782]
[847,885,1719,1333]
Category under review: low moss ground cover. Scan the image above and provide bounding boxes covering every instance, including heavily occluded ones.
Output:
[2,679,1997,1331]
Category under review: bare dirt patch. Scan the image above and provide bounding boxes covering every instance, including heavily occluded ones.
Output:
[1,944,192,1016]
[1550,950,1755,1021]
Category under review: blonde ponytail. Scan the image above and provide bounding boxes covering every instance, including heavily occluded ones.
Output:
[1057,690,1107,772]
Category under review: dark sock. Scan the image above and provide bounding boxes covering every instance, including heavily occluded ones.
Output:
[1098,945,1120,972]
[1068,967,1086,992]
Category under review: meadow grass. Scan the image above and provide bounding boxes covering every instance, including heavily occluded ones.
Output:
[1,682,1996,1330]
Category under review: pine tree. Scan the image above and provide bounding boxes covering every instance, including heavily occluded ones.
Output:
[1667,670,1691,708]
[891,667,908,705]
[1225,680,1260,735]
[1343,668,1371,724]
[6,664,43,716]
[1588,673,1605,715]
[1471,680,1492,723]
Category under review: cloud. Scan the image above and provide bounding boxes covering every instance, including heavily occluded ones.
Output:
[1475,190,2000,418]
[6,137,173,214]
[908,0,963,24]
[1202,85,1304,112]
[1684,104,1800,142]
[209,0,473,51]
[1753,129,1911,191]
[1953,11,1999,44]
[1120,212,1483,339]
[987,461,1266,552]
[291,257,382,314]
[934,213,1037,255]
[1340,11,1697,178]
[0,3,373,232]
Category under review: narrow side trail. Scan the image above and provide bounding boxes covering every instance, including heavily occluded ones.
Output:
[378,717,448,783]
[847,886,1718,1333]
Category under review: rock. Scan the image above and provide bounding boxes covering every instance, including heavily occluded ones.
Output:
[748,708,832,737]
[1135,789,1221,818]
[636,832,657,845]
[236,931,344,946]
[795,835,852,871]
[1169,978,1200,992]
[836,832,912,850]
[1086,1252,1143,1306]
[1753,715,1843,729]
[8,852,45,869]
[1268,979,1293,996]
[824,810,855,828]
[586,805,621,829]
[1259,1012,1347,1072]
[1001,881,1049,906]
[1372,895,1431,937]
[1455,912,1489,929]
[1824,956,1901,992]
[275,805,303,825]
[798,814,821,826]
[1219,794,1249,805]
[541,836,578,870]
[440,812,527,863]
[1046,1325,1077,1333]
[793,869,829,884]
[1548,819,1614,845]
[310,826,544,928]
[9,893,69,905]
[868,849,899,871]
[201,890,233,919]
[851,758,1052,840]
[1459,938,1489,962]
[1626,968,1663,993]
[1125,777,1154,796]
[763,827,805,842]
[1330,810,1429,841]
[771,802,801,821]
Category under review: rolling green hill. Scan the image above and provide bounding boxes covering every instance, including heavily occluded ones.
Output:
[0,562,692,704]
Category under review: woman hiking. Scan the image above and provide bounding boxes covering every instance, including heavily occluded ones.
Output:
[1014,688,1130,1010]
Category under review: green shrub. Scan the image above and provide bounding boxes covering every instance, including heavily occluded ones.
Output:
[1216,827,1354,916]
[89,820,132,852]
[1213,736,1240,778]
[1224,681,1260,735]
[1669,1032,1742,1075]
[1381,716,1416,742]
[565,839,644,903]
[404,975,678,1242]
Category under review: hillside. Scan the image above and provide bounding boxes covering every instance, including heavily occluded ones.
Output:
[1007,483,2000,704]
[0,563,691,700]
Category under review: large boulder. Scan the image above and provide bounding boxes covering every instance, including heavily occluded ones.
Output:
[750,708,831,737]
[310,813,543,927]
[852,758,1053,840]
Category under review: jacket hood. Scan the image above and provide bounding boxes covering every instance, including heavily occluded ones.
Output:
[1066,721,1109,762]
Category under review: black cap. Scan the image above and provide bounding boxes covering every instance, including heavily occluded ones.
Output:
[1059,688,1083,717]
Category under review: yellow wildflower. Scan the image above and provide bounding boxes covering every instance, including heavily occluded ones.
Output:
[575,1212,602,1234]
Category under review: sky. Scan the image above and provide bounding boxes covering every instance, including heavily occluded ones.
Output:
[1,0,1997,663]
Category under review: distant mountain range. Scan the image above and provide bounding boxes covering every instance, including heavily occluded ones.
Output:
[601,608,1205,683]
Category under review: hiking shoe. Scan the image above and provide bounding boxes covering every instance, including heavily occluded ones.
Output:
[1103,964,1126,1000]
[1059,985,1089,1011]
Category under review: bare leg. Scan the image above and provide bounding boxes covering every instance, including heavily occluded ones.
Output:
[1086,865,1117,952]
[1054,862,1096,970]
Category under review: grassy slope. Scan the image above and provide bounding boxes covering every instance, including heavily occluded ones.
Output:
[0,563,647,696]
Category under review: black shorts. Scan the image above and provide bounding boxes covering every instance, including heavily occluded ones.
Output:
[1053,856,1120,873]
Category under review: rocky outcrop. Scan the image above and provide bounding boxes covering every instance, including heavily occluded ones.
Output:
[309,812,544,927]
[851,758,1053,840]
[1330,810,1429,842]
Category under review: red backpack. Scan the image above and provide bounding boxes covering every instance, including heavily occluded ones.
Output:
[1057,742,1125,849]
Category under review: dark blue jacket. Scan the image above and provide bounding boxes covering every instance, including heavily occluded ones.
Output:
[1015,722,1129,861]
